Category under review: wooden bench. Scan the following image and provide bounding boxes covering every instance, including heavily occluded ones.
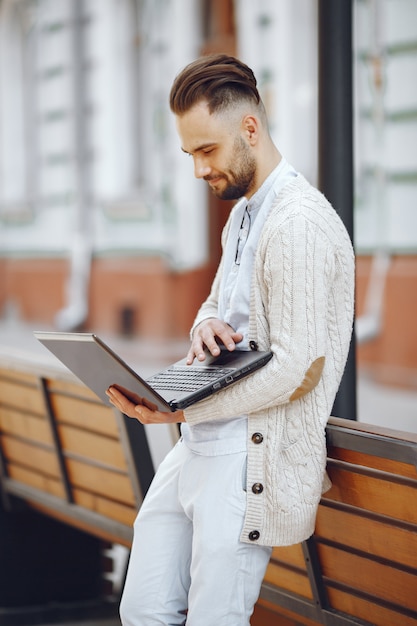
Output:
[0,357,158,548]
[1,351,416,625]
[252,418,417,626]
[0,350,176,622]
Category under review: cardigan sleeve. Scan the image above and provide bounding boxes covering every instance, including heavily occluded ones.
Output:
[183,191,354,426]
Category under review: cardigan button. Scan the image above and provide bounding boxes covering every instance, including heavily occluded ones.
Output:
[251,432,263,444]
[252,483,264,494]
[249,530,260,541]
[249,340,258,351]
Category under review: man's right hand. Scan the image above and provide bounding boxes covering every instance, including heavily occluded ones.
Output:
[186,318,243,363]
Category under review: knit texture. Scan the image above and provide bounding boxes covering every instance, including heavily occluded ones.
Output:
[184,175,355,546]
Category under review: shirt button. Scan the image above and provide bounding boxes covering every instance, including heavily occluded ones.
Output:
[249,340,258,351]
[251,432,263,444]
[249,530,260,541]
[252,483,264,494]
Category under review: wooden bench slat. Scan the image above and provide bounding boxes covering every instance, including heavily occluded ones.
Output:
[329,416,417,444]
[66,458,136,506]
[0,378,45,416]
[0,408,52,445]
[48,393,119,438]
[327,586,417,626]
[73,488,137,526]
[1,435,61,477]
[0,368,39,386]
[27,500,133,547]
[316,504,417,569]
[58,424,128,471]
[325,465,417,525]
[8,467,139,524]
[263,562,313,600]
[329,446,417,479]
[253,599,321,626]
[318,543,417,612]
[271,543,307,570]
[7,464,65,499]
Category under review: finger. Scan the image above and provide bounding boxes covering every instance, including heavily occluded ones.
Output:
[187,339,207,363]
[109,384,144,404]
[194,328,221,358]
[207,321,242,347]
[134,407,185,425]
[141,396,159,411]
[187,319,243,363]
[186,345,198,365]
[229,331,244,348]
[106,387,136,414]
[200,327,243,355]
[107,385,159,412]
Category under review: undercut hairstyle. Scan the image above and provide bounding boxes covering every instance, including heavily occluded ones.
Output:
[169,54,262,116]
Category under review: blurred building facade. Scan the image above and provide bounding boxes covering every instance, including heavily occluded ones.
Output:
[354,0,417,389]
[0,0,416,388]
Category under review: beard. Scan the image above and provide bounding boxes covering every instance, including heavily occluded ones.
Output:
[207,136,257,200]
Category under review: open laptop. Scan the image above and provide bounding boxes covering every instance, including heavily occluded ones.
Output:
[34,332,272,412]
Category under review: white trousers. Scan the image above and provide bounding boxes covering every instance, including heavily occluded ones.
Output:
[120,439,272,626]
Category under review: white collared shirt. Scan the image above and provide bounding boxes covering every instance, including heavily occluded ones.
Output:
[182,158,297,455]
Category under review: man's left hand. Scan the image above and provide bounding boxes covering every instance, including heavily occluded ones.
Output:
[106,385,185,424]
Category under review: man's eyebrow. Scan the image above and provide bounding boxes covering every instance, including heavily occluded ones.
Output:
[181,143,216,155]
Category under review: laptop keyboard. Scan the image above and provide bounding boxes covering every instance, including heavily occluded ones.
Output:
[147,366,235,392]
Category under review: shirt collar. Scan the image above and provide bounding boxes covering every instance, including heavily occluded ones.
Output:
[245,158,288,214]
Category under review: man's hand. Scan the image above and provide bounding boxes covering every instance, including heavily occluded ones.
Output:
[106,385,185,424]
[187,318,243,363]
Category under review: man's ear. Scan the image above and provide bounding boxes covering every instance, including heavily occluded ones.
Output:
[242,115,259,145]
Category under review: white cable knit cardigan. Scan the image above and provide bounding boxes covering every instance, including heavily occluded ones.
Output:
[183,175,355,547]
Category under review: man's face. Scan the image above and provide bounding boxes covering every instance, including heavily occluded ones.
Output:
[176,101,257,200]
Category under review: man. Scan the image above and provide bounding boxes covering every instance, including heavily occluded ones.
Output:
[106,54,355,626]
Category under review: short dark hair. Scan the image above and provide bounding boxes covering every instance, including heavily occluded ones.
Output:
[169,53,261,116]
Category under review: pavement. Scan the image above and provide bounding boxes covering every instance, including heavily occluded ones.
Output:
[0,318,416,625]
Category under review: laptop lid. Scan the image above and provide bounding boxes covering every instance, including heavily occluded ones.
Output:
[34,332,272,412]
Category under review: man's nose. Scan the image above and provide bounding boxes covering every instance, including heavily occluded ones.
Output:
[193,156,211,179]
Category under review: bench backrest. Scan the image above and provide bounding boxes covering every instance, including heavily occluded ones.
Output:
[0,360,157,546]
